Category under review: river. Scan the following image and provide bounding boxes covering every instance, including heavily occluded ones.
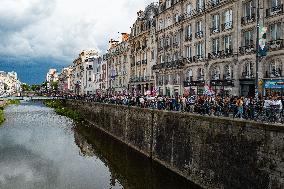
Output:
[0,101,201,189]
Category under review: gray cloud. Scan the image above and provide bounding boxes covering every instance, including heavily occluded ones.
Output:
[0,0,155,64]
[0,0,55,32]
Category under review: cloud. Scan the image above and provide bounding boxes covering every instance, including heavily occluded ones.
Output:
[0,0,156,63]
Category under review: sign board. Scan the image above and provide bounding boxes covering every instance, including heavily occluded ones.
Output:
[264,80,284,89]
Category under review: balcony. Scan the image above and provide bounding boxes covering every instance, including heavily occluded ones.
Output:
[152,60,185,71]
[268,39,284,51]
[266,4,283,17]
[208,0,220,8]
[265,69,282,78]
[241,14,256,25]
[142,59,148,65]
[196,6,205,14]
[239,45,255,55]
[210,27,220,35]
[208,49,233,60]
[241,72,254,79]
[221,22,233,31]
[185,34,192,42]
[195,31,203,38]
[86,65,93,70]
[129,76,153,83]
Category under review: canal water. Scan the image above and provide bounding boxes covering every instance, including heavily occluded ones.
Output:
[0,101,201,189]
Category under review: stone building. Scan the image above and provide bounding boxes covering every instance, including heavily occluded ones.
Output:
[153,0,283,97]
[72,50,98,95]
[128,3,159,95]
[106,33,131,94]
[58,67,73,94]
[0,71,21,96]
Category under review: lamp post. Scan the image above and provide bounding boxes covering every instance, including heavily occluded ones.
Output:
[255,0,260,100]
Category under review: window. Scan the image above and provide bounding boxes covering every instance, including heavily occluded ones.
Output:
[211,66,220,80]
[243,62,254,78]
[244,30,254,46]
[212,14,220,31]
[271,0,281,8]
[166,0,171,8]
[211,0,220,6]
[151,50,155,60]
[185,46,192,58]
[212,38,219,53]
[223,35,232,51]
[244,0,255,17]
[175,13,179,23]
[197,68,204,80]
[186,69,193,81]
[185,24,192,40]
[223,9,233,29]
[197,21,202,32]
[270,22,282,41]
[196,42,203,58]
[186,4,193,15]
[224,65,232,79]
[269,59,282,77]
[196,0,204,11]
[160,55,165,63]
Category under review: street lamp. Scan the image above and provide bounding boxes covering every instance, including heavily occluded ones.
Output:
[255,0,260,99]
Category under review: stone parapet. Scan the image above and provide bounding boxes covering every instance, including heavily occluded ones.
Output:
[66,100,284,189]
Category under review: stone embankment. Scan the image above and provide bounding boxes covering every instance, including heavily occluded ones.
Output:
[66,100,284,189]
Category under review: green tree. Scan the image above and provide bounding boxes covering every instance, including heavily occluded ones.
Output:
[21,84,31,92]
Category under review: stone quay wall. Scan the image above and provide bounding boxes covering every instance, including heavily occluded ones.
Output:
[66,100,284,189]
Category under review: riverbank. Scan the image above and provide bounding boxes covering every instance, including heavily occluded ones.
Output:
[44,100,83,122]
[0,99,21,125]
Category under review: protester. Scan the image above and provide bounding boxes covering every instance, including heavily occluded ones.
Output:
[63,92,284,123]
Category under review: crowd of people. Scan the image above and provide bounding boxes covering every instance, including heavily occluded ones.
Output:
[62,93,284,124]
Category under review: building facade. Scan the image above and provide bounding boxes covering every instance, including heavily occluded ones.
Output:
[129,3,159,95]
[153,0,283,97]
[0,71,21,96]
[72,50,98,95]
[58,67,73,94]
[106,33,131,94]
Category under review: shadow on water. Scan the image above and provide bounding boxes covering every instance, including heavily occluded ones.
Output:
[74,123,202,189]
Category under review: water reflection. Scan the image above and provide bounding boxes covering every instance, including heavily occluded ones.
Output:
[0,101,201,189]
[74,125,202,189]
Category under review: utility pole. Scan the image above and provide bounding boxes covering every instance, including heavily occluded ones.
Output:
[255,0,260,100]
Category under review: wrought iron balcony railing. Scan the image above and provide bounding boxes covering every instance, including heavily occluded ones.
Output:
[266,4,283,17]
[195,31,204,38]
[210,27,220,34]
[241,14,256,25]
[268,39,284,51]
[239,45,255,55]
[221,22,233,31]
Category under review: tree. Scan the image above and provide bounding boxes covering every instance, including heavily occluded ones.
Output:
[21,84,31,92]
[51,81,58,91]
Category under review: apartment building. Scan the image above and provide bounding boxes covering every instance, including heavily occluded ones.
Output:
[58,67,73,93]
[153,0,283,97]
[106,33,131,94]
[72,50,98,95]
[128,3,159,95]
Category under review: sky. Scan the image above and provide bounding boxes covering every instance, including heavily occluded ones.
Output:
[0,0,156,84]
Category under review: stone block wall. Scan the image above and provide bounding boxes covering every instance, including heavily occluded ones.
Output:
[66,100,284,189]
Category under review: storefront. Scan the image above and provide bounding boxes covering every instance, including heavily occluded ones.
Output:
[210,80,234,96]
[239,79,255,97]
[184,80,205,96]
[264,79,284,96]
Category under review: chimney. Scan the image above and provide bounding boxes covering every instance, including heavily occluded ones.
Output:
[121,33,129,42]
